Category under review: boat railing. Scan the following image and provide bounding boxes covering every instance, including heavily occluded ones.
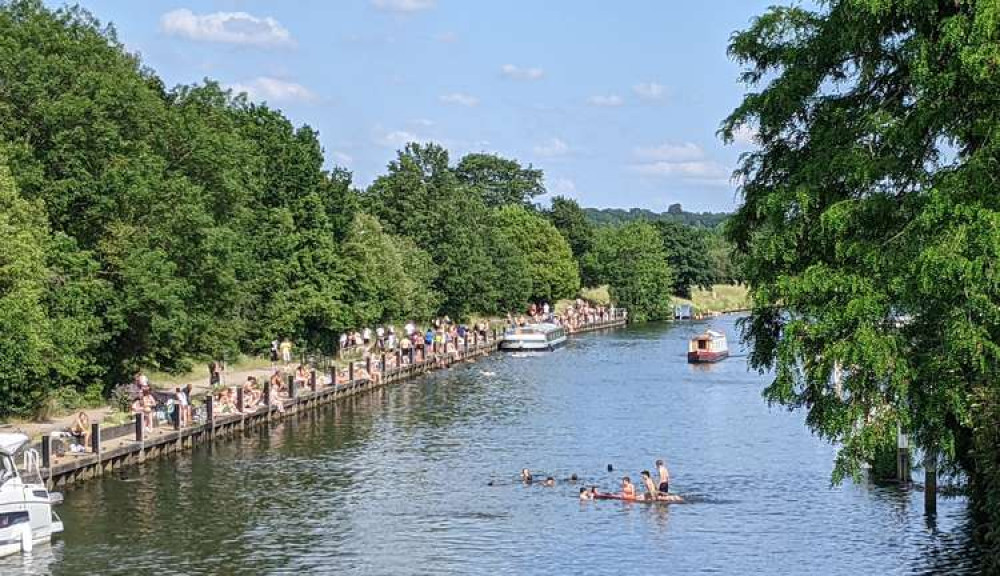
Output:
[21,448,45,486]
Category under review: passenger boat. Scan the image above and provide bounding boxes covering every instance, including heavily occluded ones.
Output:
[687,330,729,363]
[0,433,63,557]
[500,323,567,351]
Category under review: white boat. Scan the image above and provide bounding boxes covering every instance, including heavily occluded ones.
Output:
[0,433,63,557]
[501,323,567,351]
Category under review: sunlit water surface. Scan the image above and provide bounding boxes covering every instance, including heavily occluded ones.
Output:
[3,316,981,575]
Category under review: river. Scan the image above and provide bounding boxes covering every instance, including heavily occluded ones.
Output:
[3,315,981,575]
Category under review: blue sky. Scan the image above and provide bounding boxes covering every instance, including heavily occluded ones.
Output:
[55,0,773,212]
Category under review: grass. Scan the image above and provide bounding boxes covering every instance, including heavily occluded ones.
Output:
[672,283,750,315]
[145,355,273,388]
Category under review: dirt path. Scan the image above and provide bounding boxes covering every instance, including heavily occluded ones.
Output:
[0,366,277,442]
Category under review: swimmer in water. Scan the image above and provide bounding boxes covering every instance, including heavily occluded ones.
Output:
[543,477,555,487]
[579,487,593,500]
[521,469,533,484]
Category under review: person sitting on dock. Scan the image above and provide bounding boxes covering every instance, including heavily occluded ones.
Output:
[242,377,261,411]
[640,470,659,501]
[621,476,637,499]
[269,370,285,396]
[656,459,671,494]
[68,411,91,451]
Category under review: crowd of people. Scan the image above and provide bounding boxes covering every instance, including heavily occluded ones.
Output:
[505,300,624,332]
[94,304,621,442]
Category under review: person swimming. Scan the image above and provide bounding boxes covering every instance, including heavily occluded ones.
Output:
[521,469,533,484]
[656,459,671,493]
[543,477,555,487]
[579,487,593,501]
[640,470,659,500]
[621,476,636,499]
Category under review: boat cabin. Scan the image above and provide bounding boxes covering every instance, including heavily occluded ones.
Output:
[687,330,729,363]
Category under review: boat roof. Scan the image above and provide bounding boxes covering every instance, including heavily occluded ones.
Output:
[693,330,726,340]
[0,433,29,456]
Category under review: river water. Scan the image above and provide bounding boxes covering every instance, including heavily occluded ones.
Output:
[3,315,982,575]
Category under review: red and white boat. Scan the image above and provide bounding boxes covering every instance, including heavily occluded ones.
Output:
[687,330,728,363]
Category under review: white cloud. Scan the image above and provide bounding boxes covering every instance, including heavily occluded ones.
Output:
[371,0,436,12]
[439,92,480,107]
[501,64,545,81]
[630,141,732,185]
[160,9,292,47]
[630,161,729,180]
[633,82,667,101]
[549,177,577,195]
[587,94,624,107]
[375,129,424,148]
[533,137,570,157]
[409,118,435,127]
[633,142,704,162]
[331,151,353,166]
[228,77,318,103]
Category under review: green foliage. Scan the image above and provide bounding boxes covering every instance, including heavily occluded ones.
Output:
[591,222,673,322]
[584,205,728,228]
[725,0,1000,565]
[654,221,713,298]
[0,151,53,416]
[364,143,499,318]
[494,205,580,303]
[545,196,600,286]
[455,153,545,208]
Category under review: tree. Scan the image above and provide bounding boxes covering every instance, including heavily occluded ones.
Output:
[655,221,713,298]
[724,1,1000,566]
[494,205,580,304]
[0,153,54,416]
[591,222,673,322]
[455,153,545,208]
[364,143,498,318]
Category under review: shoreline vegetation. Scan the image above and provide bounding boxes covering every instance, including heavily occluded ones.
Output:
[0,0,741,424]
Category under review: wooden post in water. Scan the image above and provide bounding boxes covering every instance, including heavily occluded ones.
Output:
[134,414,144,443]
[349,361,355,384]
[897,424,911,484]
[366,356,372,378]
[262,380,271,419]
[380,353,387,376]
[925,454,937,516]
[310,369,317,392]
[289,377,298,399]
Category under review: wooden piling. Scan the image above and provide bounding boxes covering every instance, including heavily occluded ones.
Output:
[134,414,144,443]
[91,422,101,455]
[896,425,910,484]
[925,454,937,516]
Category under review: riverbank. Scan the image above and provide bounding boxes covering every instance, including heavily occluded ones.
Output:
[20,313,627,490]
[672,284,750,315]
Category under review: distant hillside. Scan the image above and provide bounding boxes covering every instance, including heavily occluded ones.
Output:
[584,204,729,229]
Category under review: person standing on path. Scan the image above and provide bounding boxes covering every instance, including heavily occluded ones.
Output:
[280,338,293,366]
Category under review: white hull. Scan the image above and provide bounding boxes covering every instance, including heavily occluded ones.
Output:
[501,334,567,351]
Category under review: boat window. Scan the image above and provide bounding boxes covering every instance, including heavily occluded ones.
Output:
[698,340,707,350]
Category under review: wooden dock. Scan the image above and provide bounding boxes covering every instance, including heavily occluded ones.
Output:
[31,315,628,491]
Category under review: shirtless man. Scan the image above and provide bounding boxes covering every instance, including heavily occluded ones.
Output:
[656,459,671,494]
[640,470,659,501]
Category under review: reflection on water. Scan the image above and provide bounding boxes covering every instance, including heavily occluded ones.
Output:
[3,316,982,575]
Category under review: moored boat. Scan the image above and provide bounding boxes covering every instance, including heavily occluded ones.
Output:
[687,330,729,363]
[0,433,63,557]
[501,323,567,351]
[592,492,684,504]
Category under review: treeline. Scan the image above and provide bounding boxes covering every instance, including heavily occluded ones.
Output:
[584,204,728,228]
[0,1,736,417]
